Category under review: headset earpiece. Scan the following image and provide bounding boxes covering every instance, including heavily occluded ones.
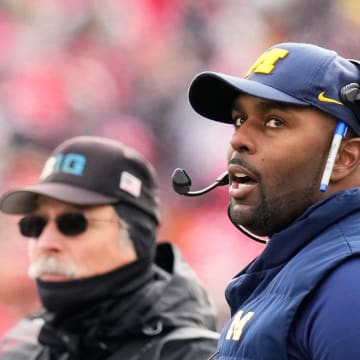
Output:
[340,59,360,121]
[340,82,360,122]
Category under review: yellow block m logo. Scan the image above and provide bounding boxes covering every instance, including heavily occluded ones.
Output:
[226,310,255,341]
[245,48,288,78]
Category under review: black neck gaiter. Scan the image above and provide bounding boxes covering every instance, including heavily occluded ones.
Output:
[37,258,155,359]
[36,257,152,316]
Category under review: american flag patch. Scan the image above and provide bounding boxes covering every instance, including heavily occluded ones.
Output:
[119,171,142,197]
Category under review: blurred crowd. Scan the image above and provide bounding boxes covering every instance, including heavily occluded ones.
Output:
[0,0,359,336]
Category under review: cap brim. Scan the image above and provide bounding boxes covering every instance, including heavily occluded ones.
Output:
[0,183,118,214]
[188,71,309,123]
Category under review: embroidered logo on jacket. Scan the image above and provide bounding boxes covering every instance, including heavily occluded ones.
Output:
[225,310,255,341]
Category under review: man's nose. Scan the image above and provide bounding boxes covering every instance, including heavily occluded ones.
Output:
[230,121,256,154]
[35,221,64,253]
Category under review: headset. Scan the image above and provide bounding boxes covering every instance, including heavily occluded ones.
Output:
[320,76,360,192]
[171,168,229,197]
[171,168,267,244]
[172,65,360,244]
[340,82,360,121]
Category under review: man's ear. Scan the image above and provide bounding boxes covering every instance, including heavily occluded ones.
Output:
[331,137,360,181]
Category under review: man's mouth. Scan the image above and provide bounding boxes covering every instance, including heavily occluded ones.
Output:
[231,172,257,186]
[228,166,258,199]
[39,272,69,282]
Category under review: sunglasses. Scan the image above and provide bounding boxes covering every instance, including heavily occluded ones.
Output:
[18,213,117,238]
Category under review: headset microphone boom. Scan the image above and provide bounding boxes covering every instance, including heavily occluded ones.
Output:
[171,168,267,244]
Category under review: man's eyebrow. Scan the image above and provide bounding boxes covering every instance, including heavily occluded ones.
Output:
[256,100,294,112]
[232,99,296,113]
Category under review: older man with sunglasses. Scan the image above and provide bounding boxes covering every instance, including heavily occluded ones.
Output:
[0,136,219,360]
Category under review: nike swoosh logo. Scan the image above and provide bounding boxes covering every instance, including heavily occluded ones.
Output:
[318,91,343,105]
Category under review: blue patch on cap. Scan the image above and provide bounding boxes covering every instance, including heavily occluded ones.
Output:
[40,153,87,180]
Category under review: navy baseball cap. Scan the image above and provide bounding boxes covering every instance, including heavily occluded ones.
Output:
[0,136,160,223]
[189,42,360,134]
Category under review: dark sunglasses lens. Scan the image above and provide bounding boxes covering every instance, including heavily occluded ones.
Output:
[19,216,47,238]
[57,213,87,236]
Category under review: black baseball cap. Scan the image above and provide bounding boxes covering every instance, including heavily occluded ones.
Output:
[0,136,160,224]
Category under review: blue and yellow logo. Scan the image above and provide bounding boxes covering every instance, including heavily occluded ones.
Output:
[245,48,289,78]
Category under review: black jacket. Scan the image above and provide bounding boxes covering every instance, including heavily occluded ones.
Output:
[0,242,219,359]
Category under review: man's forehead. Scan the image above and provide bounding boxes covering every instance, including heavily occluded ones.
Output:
[232,94,303,112]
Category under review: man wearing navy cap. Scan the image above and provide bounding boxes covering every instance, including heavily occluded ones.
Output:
[186,43,360,359]
[0,136,219,359]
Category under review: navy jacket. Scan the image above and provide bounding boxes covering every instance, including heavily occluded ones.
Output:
[217,189,360,359]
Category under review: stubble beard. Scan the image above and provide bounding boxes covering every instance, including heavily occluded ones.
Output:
[230,181,320,237]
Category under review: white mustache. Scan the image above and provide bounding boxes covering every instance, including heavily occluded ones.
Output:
[28,256,79,280]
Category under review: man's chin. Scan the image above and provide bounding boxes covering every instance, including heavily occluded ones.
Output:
[230,212,269,237]
[230,202,274,237]
[230,203,255,228]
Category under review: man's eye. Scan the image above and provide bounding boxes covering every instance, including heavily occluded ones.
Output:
[234,115,247,126]
[266,118,284,128]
